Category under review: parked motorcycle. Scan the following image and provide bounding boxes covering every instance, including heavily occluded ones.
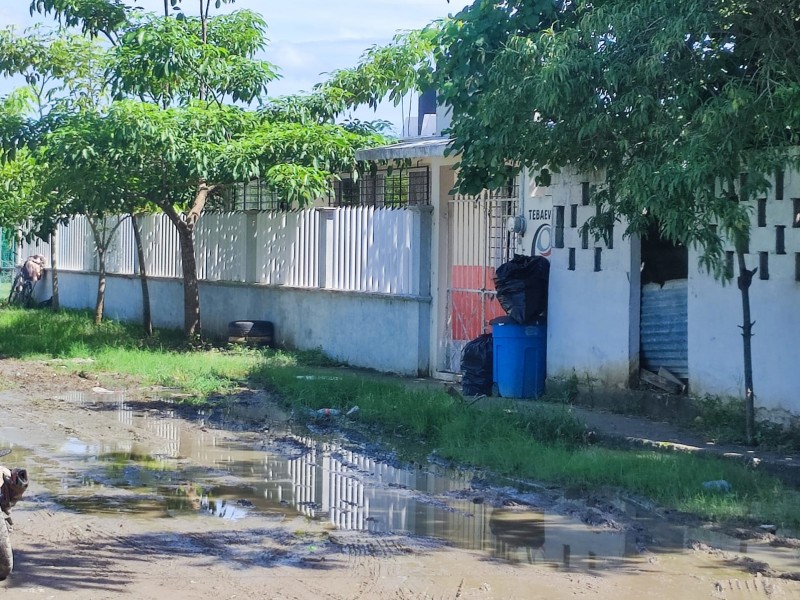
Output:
[0,449,27,580]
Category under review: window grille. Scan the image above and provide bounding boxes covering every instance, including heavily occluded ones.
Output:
[211,179,292,211]
[330,167,431,207]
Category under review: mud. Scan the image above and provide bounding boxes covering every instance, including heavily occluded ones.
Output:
[0,358,797,599]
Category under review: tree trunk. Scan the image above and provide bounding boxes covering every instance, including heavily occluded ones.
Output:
[49,229,59,312]
[199,0,209,100]
[159,184,215,340]
[131,215,153,337]
[160,206,201,339]
[95,248,106,325]
[177,222,201,338]
[736,246,756,445]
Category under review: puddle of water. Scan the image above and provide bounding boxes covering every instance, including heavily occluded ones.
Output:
[56,493,170,517]
[25,392,800,574]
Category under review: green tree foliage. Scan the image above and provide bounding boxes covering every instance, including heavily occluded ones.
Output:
[434,0,800,272]
[109,10,277,105]
[13,0,389,336]
[433,0,800,444]
[318,29,437,111]
[29,0,129,41]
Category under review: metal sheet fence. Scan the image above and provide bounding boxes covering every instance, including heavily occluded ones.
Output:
[19,207,421,296]
[329,206,415,294]
[255,210,319,287]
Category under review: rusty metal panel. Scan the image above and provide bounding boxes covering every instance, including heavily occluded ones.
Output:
[640,279,688,379]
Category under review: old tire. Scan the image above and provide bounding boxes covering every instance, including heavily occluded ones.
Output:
[228,321,274,347]
[228,320,273,337]
[0,520,13,580]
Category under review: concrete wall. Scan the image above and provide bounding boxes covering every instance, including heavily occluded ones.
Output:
[688,176,800,415]
[530,165,800,414]
[520,169,640,386]
[36,271,432,377]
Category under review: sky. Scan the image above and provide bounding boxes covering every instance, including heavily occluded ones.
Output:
[0,0,466,133]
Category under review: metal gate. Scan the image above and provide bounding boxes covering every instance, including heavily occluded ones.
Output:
[441,191,518,373]
[0,228,17,293]
[640,279,689,379]
[0,227,17,280]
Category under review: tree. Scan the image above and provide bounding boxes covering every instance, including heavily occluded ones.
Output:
[97,6,360,337]
[26,3,389,336]
[0,28,108,312]
[43,100,383,335]
[433,0,800,444]
[20,1,392,338]
[108,8,276,105]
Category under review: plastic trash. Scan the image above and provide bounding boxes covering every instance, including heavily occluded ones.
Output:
[315,408,341,417]
[312,406,359,418]
[494,255,550,324]
[461,334,493,397]
[702,480,732,493]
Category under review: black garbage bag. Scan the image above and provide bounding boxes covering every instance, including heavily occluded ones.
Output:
[461,334,493,396]
[494,255,550,324]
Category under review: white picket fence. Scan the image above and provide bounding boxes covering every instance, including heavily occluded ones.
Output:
[19,207,424,296]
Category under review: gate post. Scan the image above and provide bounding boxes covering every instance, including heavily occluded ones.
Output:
[316,207,336,289]
[409,205,433,297]
[245,212,258,283]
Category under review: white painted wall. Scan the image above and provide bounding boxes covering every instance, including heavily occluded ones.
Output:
[34,271,432,376]
[520,168,639,386]
[688,172,800,415]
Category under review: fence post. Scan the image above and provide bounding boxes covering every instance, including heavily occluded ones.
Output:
[410,205,433,297]
[245,212,258,283]
[316,207,336,289]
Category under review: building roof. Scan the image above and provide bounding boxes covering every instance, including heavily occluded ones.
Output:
[356,136,451,161]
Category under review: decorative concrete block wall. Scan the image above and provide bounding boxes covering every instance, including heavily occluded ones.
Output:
[689,169,800,416]
[521,168,640,386]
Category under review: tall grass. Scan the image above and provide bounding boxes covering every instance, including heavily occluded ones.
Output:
[0,307,171,357]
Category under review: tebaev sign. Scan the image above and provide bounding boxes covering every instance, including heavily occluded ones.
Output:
[521,171,553,258]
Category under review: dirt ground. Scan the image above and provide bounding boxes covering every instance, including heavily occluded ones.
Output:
[0,358,798,600]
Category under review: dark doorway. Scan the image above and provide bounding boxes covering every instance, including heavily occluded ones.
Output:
[639,224,689,381]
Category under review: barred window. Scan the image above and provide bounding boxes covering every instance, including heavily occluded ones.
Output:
[209,167,432,211]
[330,167,431,207]
[211,179,290,211]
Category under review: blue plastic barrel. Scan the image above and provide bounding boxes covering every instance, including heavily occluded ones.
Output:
[492,321,547,398]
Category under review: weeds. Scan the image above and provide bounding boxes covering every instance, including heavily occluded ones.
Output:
[250,365,800,529]
[2,308,798,528]
[692,395,800,452]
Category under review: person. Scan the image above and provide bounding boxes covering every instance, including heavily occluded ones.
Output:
[20,255,46,283]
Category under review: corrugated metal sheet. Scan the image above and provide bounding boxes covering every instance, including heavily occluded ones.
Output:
[640,279,688,379]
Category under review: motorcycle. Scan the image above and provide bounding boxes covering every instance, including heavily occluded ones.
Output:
[0,449,27,580]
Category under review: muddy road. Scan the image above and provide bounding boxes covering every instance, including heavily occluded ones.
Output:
[0,359,797,599]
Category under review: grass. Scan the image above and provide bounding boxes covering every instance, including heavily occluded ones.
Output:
[690,395,800,452]
[0,307,339,399]
[2,307,798,528]
[0,308,264,399]
[250,364,800,529]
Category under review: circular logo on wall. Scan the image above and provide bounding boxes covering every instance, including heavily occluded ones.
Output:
[532,223,552,257]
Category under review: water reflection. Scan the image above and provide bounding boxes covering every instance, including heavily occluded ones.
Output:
[46,391,798,573]
[51,392,630,568]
